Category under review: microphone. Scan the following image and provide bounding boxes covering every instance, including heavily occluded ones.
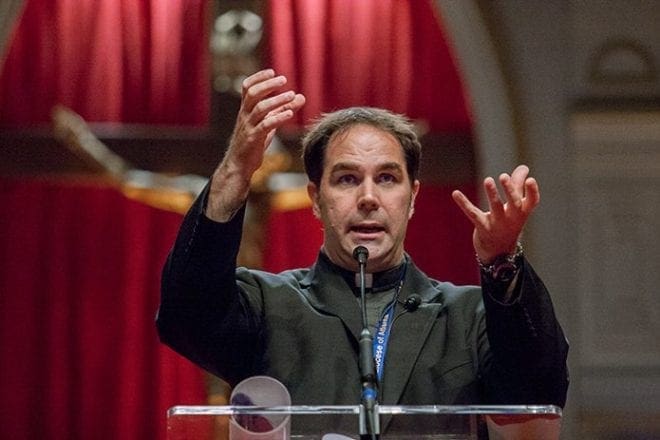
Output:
[403,294,422,312]
[353,245,369,265]
[352,246,379,439]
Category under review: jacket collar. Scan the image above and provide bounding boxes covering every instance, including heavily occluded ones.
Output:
[300,252,444,325]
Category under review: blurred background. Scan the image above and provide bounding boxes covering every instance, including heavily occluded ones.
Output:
[0,1,658,438]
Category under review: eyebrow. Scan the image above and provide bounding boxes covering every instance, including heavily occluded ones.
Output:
[329,161,404,174]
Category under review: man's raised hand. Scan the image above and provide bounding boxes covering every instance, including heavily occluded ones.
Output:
[452,165,540,263]
[206,69,305,222]
[226,69,306,174]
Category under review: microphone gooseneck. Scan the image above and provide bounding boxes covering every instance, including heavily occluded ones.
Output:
[353,246,370,328]
[352,246,379,440]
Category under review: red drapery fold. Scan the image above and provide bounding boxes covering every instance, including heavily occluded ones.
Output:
[0,177,206,439]
[405,184,479,285]
[263,205,324,272]
[0,0,209,125]
[266,0,472,133]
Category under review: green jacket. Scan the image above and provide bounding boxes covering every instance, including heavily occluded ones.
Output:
[157,187,568,433]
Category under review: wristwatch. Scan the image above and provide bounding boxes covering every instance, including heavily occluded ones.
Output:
[477,242,523,283]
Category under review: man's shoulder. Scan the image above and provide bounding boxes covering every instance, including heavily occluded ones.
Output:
[405,261,482,311]
[439,281,482,305]
[236,266,310,288]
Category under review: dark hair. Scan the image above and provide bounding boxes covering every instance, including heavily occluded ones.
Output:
[302,107,422,186]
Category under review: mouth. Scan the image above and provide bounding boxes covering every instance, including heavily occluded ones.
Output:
[349,224,385,238]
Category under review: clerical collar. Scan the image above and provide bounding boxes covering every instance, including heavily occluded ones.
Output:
[318,251,407,293]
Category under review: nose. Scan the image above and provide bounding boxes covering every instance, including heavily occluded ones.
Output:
[357,180,379,212]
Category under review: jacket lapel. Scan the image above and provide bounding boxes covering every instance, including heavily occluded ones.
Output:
[299,255,363,343]
[380,261,445,405]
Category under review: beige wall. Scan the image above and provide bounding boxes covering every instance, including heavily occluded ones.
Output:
[436,1,660,438]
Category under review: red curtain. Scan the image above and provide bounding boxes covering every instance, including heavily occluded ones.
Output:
[263,206,324,272]
[264,0,478,284]
[0,0,209,126]
[266,0,472,133]
[405,185,479,284]
[0,177,206,439]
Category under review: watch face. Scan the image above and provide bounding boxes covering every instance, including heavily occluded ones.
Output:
[492,261,517,283]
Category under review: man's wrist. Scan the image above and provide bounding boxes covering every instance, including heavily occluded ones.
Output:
[205,163,252,222]
[477,241,523,283]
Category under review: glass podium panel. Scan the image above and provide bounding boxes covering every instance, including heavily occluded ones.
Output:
[167,405,561,440]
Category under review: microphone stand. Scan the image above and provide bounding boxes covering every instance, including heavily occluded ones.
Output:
[354,246,379,440]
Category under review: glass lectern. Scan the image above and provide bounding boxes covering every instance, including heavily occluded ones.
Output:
[167,404,561,439]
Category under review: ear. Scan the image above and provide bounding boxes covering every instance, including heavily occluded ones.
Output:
[307,181,321,219]
[408,180,420,219]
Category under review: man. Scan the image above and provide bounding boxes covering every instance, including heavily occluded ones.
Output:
[157,69,568,433]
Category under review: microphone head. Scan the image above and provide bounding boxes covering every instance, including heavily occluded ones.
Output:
[352,245,369,264]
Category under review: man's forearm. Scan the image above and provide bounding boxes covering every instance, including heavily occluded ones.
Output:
[482,261,569,407]
[205,157,252,222]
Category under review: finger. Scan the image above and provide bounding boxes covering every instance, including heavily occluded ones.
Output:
[258,94,306,134]
[510,164,530,188]
[242,75,288,112]
[452,190,486,227]
[483,177,505,217]
[260,93,306,121]
[499,173,523,210]
[264,130,276,150]
[260,109,294,133]
[501,164,530,202]
[286,93,306,112]
[242,69,275,90]
[252,90,297,122]
[522,177,541,211]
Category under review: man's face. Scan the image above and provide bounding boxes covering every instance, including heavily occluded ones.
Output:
[307,124,420,273]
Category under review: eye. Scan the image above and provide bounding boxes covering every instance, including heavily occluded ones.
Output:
[377,173,397,184]
[336,174,358,185]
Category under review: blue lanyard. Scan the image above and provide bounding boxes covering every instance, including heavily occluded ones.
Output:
[373,302,395,381]
[372,278,405,381]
